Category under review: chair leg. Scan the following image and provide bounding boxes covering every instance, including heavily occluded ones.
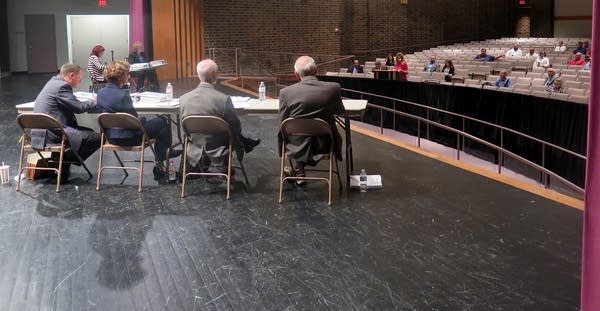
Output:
[56,148,65,193]
[328,154,333,206]
[181,141,188,198]
[226,145,232,200]
[112,151,129,177]
[239,159,249,185]
[16,141,25,191]
[278,146,286,204]
[138,145,145,192]
[74,153,93,180]
[335,158,342,191]
[96,144,104,190]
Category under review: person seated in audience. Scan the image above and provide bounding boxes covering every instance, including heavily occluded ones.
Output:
[524,48,539,60]
[394,52,409,80]
[534,51,550,68]
[505,44,523,58]
[278,55,345,185]
[546,78,565,93]
[568,52,586,66]
[33,63,100,180]
[494,70,512,88]
[573,41,587,55]
[385,53,395,67]
[554,40,567,52]
[87,44,106,84]
[423,55,440,72]
[179,59,261,175]
[441,59,455,82]
[96,60,182,180]
[373,60,386,71]
[583,40,591,55]
[347,59,364,74]
[544,68,558,87]
[474,48,496,62]
[583,55,591,71]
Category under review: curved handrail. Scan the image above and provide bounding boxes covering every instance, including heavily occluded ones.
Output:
[340,88,586,194]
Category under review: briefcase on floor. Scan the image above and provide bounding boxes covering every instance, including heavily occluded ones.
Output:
[25,152,55,180]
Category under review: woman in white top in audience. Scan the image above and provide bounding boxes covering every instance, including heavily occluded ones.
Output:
[533,51,550,69]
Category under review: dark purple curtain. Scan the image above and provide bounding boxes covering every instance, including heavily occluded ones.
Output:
[129,0,145,49]
[582,0,599,309]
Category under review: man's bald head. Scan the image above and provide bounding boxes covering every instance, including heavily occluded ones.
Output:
[294,56,317,78]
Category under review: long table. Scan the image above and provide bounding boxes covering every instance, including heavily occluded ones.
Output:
[16,95,367,186]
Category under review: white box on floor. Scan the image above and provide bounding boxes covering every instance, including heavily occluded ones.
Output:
[349,174,383,189]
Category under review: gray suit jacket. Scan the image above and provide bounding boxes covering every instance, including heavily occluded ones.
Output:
[179,83,242,167]
[32,75,96,152]
[278,76,345,164]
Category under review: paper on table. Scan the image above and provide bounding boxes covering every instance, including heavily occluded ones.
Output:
[74,91,95,100]
[349,174,383,189]
[139,91,167,99]
[231,96,251,109]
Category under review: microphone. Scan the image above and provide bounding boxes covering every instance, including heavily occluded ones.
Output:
[110,50,114,61]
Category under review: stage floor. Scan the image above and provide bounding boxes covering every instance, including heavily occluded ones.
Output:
[0,74,581,310]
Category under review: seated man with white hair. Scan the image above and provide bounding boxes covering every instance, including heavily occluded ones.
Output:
[179,59,260,174]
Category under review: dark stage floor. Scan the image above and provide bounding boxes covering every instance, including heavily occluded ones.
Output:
[0,74,582,310]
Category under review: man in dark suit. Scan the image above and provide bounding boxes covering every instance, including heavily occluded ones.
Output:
[347,59,364,74]
[32,63,100,178]
[179,59,260,173]
[278,55,345,184]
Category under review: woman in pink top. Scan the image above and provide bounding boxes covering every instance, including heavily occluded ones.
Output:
[393,52,408,81]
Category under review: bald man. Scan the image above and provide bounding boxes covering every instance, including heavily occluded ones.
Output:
[278,55,345,183]
[179,59,260,173]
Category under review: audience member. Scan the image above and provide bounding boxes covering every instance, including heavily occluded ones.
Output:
[568,52,586,66]
[373,61,386,71]
[347,59,364,74]
[554,40,567,52]
[87,44,106,84]
[505,44,523,58]
[278,55,345,185]
[544,68,558,87]
[441,59,455,82]
[474,48,496,62]
[127,41,146,91]
[524,48,539,60]
[393,52,408,80]
[495,70,512,88]
[179,59,261,175]
[32,63,100,180]
[546,78,565,93]
[96,60,181,180]
[533,51,550,68]
[573,41,587,55]
[385,53,395,67]
[583,56,591,71]
[583,40,591,55]
[423,55,440,72]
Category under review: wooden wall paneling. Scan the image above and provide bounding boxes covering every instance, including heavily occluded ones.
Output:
[151,0,176,80]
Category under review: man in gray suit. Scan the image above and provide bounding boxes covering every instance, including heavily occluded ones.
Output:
[278,55,345,184]
[32,63,100,178]
[179,59,260,173]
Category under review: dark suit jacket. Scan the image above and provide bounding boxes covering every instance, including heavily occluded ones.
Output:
[347,65,364,73]
[32,75,96,151]
[97,83,141,141]
[278,76,345,164]
[179,83,243,166]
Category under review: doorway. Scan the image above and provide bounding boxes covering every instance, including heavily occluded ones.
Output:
[25,14,58,73]
[67,15,129,90]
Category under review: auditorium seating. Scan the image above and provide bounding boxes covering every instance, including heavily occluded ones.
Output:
[328,37,591,104]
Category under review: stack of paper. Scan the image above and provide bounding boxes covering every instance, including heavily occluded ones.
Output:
[349,174,383,189]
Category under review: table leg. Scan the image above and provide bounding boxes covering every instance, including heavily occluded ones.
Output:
[344,116,353,188]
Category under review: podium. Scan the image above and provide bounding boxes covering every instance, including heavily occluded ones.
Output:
[373,70,402,81]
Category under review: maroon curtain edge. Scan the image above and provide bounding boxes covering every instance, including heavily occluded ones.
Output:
[129,0,145,52]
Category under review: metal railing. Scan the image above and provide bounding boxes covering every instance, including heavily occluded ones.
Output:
[341,88,586,194]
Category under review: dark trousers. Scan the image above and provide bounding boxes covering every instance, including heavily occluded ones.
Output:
[78,129,101,160]
[109,116,171,162]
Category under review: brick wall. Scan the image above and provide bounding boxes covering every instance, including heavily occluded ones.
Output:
[203,0,534,69]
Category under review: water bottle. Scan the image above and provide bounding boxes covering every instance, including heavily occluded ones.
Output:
[258,81,266,102]
[166,82,173,102]
[169,160,176,182]
[359,168,367,192]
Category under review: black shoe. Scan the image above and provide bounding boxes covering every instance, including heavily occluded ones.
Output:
[244,138,261,153]
[207,166,228,174]
[168,149,183,158]
[153,166,166,180]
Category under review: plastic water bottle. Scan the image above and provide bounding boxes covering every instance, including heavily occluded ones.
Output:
[169,160,176,182]
[258,81,266,102]
[359,168,367,192]
[166,82,173,102]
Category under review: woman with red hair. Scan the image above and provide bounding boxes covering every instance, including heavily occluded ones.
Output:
[87,44,106,85]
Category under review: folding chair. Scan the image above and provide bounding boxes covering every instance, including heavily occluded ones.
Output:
[16,113,92,192]
[96,113,156,192]
[180,116,249,199]
[278,118,342,206]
